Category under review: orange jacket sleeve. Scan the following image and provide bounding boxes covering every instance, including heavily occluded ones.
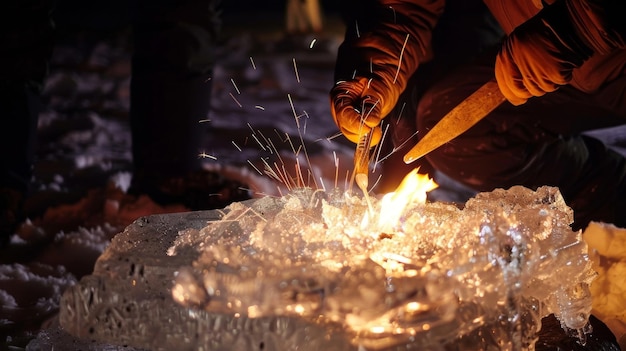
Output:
[333,0,445,119]
[485,0,626,93]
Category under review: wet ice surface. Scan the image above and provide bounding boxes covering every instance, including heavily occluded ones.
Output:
[168,186,595,350]
[42,185,595,351]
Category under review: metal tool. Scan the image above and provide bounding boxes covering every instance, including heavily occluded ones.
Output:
[354,132,375,215]
[403,79,506,164]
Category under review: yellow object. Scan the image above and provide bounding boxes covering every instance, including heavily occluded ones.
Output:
[582,221,626,349]
[403,80,506,164]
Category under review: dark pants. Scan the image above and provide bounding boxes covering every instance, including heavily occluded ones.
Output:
[130,0,221,183]
[417,48,626,230]
[0,0,55,194]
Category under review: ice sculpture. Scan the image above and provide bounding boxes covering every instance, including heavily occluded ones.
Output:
[55,185,595,351]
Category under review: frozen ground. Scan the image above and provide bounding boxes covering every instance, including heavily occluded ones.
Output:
[2,7,626,350]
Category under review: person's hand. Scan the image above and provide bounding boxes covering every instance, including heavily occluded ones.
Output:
[495,0,624,106]
[330,77,386,145]
[329,0,447,144]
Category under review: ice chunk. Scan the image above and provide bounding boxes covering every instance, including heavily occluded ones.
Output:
[50,186,595,351]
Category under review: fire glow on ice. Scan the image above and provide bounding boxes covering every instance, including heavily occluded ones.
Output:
[168,175,596,350]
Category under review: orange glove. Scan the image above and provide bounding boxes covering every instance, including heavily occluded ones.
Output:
[495,0,625,106]
[330,77,387,145]
[329,0,442,146]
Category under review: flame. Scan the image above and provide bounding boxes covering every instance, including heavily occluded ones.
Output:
[377,168,438,232]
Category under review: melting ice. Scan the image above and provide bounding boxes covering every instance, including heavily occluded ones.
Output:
[168,185,595,350]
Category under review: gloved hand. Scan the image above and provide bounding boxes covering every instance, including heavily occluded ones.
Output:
[495,0,625,106]
[330,77,387,145]
[329,0,445,145]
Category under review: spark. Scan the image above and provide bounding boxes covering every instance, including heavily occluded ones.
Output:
[377,129,420,163]
[293,58,300,83]
[355,20,360,38]
[333,151,339,189]
[198,118,210,123]
[288,94,300,128]
[231,78,241,94]
[253,190,280,198]
[302,110,309,135]
[247,160,263,175]
[285,133,298,155]
[198,152,217,160]
[324,132,344,142]
[255,105,265,110]
[273,129,285,142]
[309,38,317,49]
[396,103,407,123]
[256,129,274,154]
[273,168,291,190]
[256,129,271,148]
[247,123,267,151]
[319,176,326,191]
[370,173,383,192]
[307,167,315,186]
[267,138,285,166]
[373,123,390,172]
[247,123,255,133]
[357,97,380,139]
[229,93,242,107]
[231,141,242,152]
[276,186,284,197]
[296,158,305,187]
[389,6,397,23]
[266,135,279,154]
[261,158,280,180]
[287,95,316,187]
[262,156,294,191]
[277,162,295,190]
[393,34,410,84]
[249,56,256,70]
[251,133,267,151]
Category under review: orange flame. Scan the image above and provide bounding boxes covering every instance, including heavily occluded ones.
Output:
[377,168,438,232]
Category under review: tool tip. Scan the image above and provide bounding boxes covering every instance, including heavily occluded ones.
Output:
[403,154,416,164]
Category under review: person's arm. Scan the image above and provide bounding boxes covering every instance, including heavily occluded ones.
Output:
[330,0,445,145]
[495,0,625,106]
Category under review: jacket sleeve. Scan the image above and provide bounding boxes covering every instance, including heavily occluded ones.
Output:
[485,0,625,93]
[334,0,445,118]
[568,0,625,54]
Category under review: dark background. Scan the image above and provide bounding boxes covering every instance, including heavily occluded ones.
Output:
[52,0,342,30]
